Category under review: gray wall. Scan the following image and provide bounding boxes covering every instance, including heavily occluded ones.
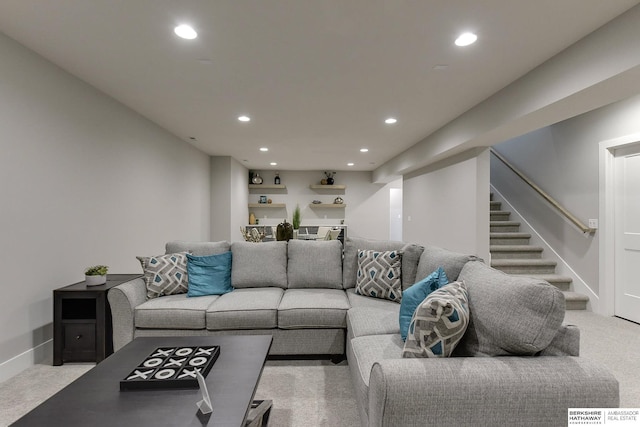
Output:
[403,149,490,262]
[0,32,211,381]
[491,93,640,311]
[212,164,403,241]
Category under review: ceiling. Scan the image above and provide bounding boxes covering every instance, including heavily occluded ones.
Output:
[0,0,638,172]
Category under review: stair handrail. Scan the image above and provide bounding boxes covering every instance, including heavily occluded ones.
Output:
[490,148,596,234]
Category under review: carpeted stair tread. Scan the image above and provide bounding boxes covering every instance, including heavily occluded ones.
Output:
[490,245,543,252]
[490,232,531,239]
[491,259,557,274]
[490,245,543,259]
[490,221,520,226]
[490,201,502,210]
[508,273,573,291]
[491,259,557,267]
[563,291,589,310]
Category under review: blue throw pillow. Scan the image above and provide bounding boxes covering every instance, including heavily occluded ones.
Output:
[186,252,233,297]
[399,267,449,341]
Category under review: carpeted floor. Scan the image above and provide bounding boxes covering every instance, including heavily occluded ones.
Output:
[0,311,638,426]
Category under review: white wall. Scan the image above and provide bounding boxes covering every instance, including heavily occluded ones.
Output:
[491,93,640,309]
[210,156,249,242]
[0,32,211,381]
[374,5,640,183]
[245,170,399,241]
[403,149,490,261]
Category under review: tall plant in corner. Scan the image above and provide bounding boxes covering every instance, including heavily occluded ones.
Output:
[292,204,301,230]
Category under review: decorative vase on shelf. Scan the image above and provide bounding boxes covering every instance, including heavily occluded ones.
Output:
[324,171,336,185]
[249,212,256,225]
[276,219,294,241]
[274,172,281,185]
[252,173,263,184]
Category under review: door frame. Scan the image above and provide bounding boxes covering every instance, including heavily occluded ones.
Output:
[599,133,640,316]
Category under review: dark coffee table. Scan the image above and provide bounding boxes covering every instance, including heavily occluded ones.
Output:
[12,335,272,427]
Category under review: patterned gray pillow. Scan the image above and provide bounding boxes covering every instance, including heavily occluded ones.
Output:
[137,252,189,299]
[355,249,403,302]
[402,280,469,358]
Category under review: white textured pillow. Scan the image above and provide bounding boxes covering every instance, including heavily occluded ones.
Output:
[355,249,403,302]
[137,252,189,299]
[403,281,469,358]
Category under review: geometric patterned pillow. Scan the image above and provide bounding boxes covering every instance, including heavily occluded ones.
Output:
[355,249,403,303]
[402,280,469,358]
[137,252,189,299]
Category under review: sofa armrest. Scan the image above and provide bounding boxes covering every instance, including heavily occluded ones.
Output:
[107,278,147,351]
[368,357,618,427]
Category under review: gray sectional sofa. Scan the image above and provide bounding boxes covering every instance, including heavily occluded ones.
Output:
[108,238,619,426]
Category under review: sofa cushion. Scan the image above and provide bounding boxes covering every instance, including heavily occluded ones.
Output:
[343,237,424,290]
[348,307,400,339]
[346,288,400,311]
[399,267,449,341]
[231,241,288,289]
[278,289,350,329]
[135,294,219,329]
[355,250,403,303]
[287,240,343,289]
[415,245,475,284]
[537,324,580,356]
[186,252,233,297]
[349,334,404,418]
[206,288,283,330]
[455,261,565,356]
[165,240,230,256]
[403,281,469,358]
[137,252,189,299]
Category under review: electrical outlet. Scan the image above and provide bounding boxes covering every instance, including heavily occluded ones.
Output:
[588,219,598,229]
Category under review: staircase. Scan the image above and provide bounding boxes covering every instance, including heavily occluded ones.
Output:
[489,195,589,310]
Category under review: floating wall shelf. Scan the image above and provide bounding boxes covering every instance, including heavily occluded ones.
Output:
[248,203,286,208]
[309,203,347,208]
[249,184,286,190]
[309,185,346,190]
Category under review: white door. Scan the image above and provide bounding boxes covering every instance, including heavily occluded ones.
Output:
[614,144,640,323]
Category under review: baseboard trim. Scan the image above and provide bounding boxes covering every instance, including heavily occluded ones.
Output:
[0,340,53,384]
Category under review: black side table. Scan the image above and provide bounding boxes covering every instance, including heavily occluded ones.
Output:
[53,274,142,365]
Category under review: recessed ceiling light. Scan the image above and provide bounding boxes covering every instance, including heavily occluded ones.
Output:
[259,147,268,152]
[174,25,197,40]
[385,118,397,124]
[270,162,277,166]
[455,32,477,47]
[360,148,369,153]
[238,115,251,122]
[347,163,354,166]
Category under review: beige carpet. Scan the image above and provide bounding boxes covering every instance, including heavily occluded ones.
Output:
[1,311,638,426]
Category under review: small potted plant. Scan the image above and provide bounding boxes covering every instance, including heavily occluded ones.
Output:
[292,204,301,239]
[85,265,109,286]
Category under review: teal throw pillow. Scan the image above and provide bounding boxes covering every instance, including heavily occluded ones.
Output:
[399,267,449,341]
[186,251,233,297]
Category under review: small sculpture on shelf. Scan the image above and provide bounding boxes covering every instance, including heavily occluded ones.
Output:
[240,226,265,243]
[333,197,344,204]
[322,171,336,185]
[276,219,294,241]
[251,172,263,185]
